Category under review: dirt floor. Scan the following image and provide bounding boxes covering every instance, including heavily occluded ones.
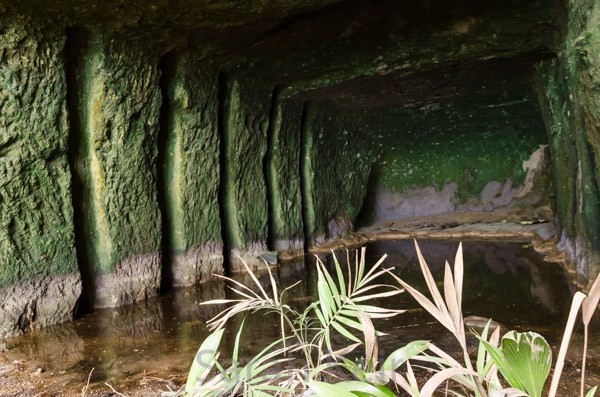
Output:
[0,345,181,396]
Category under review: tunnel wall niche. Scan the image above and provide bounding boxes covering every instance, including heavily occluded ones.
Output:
[356,95,553,227]
[219,75,273,271]
[266,96,305,254]
[303,104,378,245]
[69,30,163,308]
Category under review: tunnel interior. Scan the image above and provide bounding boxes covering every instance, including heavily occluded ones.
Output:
[4,0,600,336]
[352,55,553,226]
[225,0,560,238]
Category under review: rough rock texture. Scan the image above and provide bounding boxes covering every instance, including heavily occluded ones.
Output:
[239,0,562,99]
[0,15,80,336]
[221,76,273,269]
[160,53,223,286]
[535,0,600,285]
[368,82,548,198]
[370,184,461,221]
[462,180,525,211]
[364,146,553,222]
[305,105,377,244]
[267,98,305,253]
[94,253,161,307]
[9,0,345,57]
[6,0,600,338]
[69,31,162,307]
[0,275,80,337]
[325,211,354,241]
[171,243,224,287]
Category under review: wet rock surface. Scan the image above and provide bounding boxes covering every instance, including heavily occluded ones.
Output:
[0,275,81,337]
[159,55,223,286]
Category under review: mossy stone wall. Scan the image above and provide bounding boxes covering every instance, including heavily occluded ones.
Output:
[536,0,600,285]
[267,97,305,252]
[373,100,547,200]
[0,15,80,336]
[70,31,162,307]
[160,53,223,286]
[221,76,273,269]
[3,0,600,337]
[304,105,377,243]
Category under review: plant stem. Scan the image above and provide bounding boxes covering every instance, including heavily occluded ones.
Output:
[463,350,487,397]
[581,325,588,397]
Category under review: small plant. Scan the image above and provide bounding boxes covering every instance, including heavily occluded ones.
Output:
[180,247,406,396]
[548,267,600,397]
[479,330,551,397]
[182,320,297,396]
[175,241,600,397]
[389,241,600,397]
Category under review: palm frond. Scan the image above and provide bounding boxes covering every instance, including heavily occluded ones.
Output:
[480,331,551,397]
[387,240,467,349]
[420,367,479,397]
[311,248,403,359]
[548,291,586,397]
[184,328,224,395]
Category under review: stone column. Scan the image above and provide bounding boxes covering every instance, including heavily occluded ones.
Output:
[0,14,80,337]
[220,75,272,270]
[536,0,600,286]
[71,31,162,307]
[266,97,305,255]
[160,53,223,286]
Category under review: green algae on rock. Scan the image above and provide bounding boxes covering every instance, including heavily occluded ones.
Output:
[3,0,600,338]
[0,15,80,336]
[159,53,224,286]
[68,30,162,307]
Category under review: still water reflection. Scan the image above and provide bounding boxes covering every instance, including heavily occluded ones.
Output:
[1,241,583,394]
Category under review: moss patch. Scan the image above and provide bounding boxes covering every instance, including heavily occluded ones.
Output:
[0,16,78,288]
[373,98,548,202]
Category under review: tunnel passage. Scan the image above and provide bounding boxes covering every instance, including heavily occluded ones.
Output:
[353,56,554,227]
[2,0,600,337]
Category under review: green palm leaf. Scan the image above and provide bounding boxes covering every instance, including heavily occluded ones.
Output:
[307,380,362,397]
[480,331,552,397]
[381,340,430,371]
[312,248,403,359]
[185,328,224,394]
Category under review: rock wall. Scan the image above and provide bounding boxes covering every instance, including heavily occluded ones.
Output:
[0,15,80,336]
[304,105,377,244]
[159,53,223,287]
[357,84,553,226]
[220,76,273,270]
[536,0,600,285]
[266,97,305,253]
[3,0,600,336]
[68,30,162,308]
